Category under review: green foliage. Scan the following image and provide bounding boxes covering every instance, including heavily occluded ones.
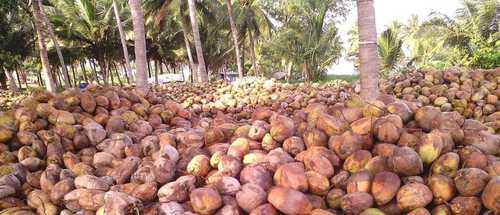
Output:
[378,23,403,77]
[410,0,499,69]
[348,0,499,72]
[259,0,349,81]
[0,1,33,70]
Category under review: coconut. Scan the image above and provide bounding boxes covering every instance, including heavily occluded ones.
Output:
[340,192,374,214]
[454,168,489,196]
[371,171,401,205]
[449,196,481,215]
[396,183,433,212]
[427,174,455,204]
[267,186,313,215]
[387,147,423,176]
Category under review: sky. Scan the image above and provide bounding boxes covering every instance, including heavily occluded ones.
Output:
[329,0,462,74]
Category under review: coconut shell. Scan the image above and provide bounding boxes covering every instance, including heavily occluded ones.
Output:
[449,196,481,215]
[427,174,455,204]
[371,171,401,205]
[454,168,489,196]
[340,192,374,215]
[396,183,433,212]
[267,186,313,215]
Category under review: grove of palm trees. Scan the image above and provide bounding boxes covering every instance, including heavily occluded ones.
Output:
[0,0,498,214]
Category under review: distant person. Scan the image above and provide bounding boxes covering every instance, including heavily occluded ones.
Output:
[79,81,89,89]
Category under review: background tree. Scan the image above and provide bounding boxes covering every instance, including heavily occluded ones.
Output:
[226,0,244,78]
[259,0,348,81]
[357,0,380,101]
[113,0,134,83]
[129,0,149,92]
[33,0,56,92]
[187,0,208,82]
[378,23,403,77]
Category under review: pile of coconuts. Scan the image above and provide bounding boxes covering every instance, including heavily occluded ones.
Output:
[0,90,29,111]
[154,77,352,118]
[380,68,499,132]
[0,83,498,215]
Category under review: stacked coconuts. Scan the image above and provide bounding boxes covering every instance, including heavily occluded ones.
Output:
[381,69,499,131]
[0,84,498,215]
[0,90,29,111]
[155,77,352,118]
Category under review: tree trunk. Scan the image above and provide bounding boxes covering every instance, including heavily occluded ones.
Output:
[38,0,71,88]
[37,72,42,86]
[113,63,123,87]
[122,63,130,84]
[129,0,149,93]
[357,0,380,101]
[90,59,100,85]
[113,0,134,83]
[20,69,28,88]
[98,60,109,86]
[147,59,152,78]
[178,3,196,83]
[33,0,56,93]
[225,0,244,79]
[4,70,19,93]
[286,61,293,82]
[55,67,62,88]
[154,61,159,85]
[70,64,77,85]
[15,67,22,90]
[109,63,115,85]
[248,30,259,76]
[80,61,89,83]
[187,0,208,82]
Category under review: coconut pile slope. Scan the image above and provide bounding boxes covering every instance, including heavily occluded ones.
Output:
[0,85,498,215]
[154,78,352,118]
[381,69,499,132]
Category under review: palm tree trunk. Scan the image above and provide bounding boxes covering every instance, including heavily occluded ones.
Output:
[187,0,208,82]
[113,63,123,87]
[38,0,71,88]
[80,61,89,83]
[121,63,130,84]
[113,0,134,83]
[70,64,77,85]
[357,0,380,101]
[15,67,22,90]
[90,59,100,85]
[109,63,115,85]
[154,60,159,85]
[97,60,109,86]
[248,30,259,76]
[129,0,149,93]
[286,60,293,82]
[4,70,19,93]
[179,10,197,82]
[225,0,244,79]
[147,59,152,78]
[33,0,56,93]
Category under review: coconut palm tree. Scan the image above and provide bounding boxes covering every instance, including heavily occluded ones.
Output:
[187,0,208,82]
[129,0,149,92]
[357,0,379,101]
[378,25,403,76]
[38,0,71,88]
[113,0,134,83]
[33,0,56,92]
[49,0,119,85]
[144,0,198,82]
[225,0,244,78]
